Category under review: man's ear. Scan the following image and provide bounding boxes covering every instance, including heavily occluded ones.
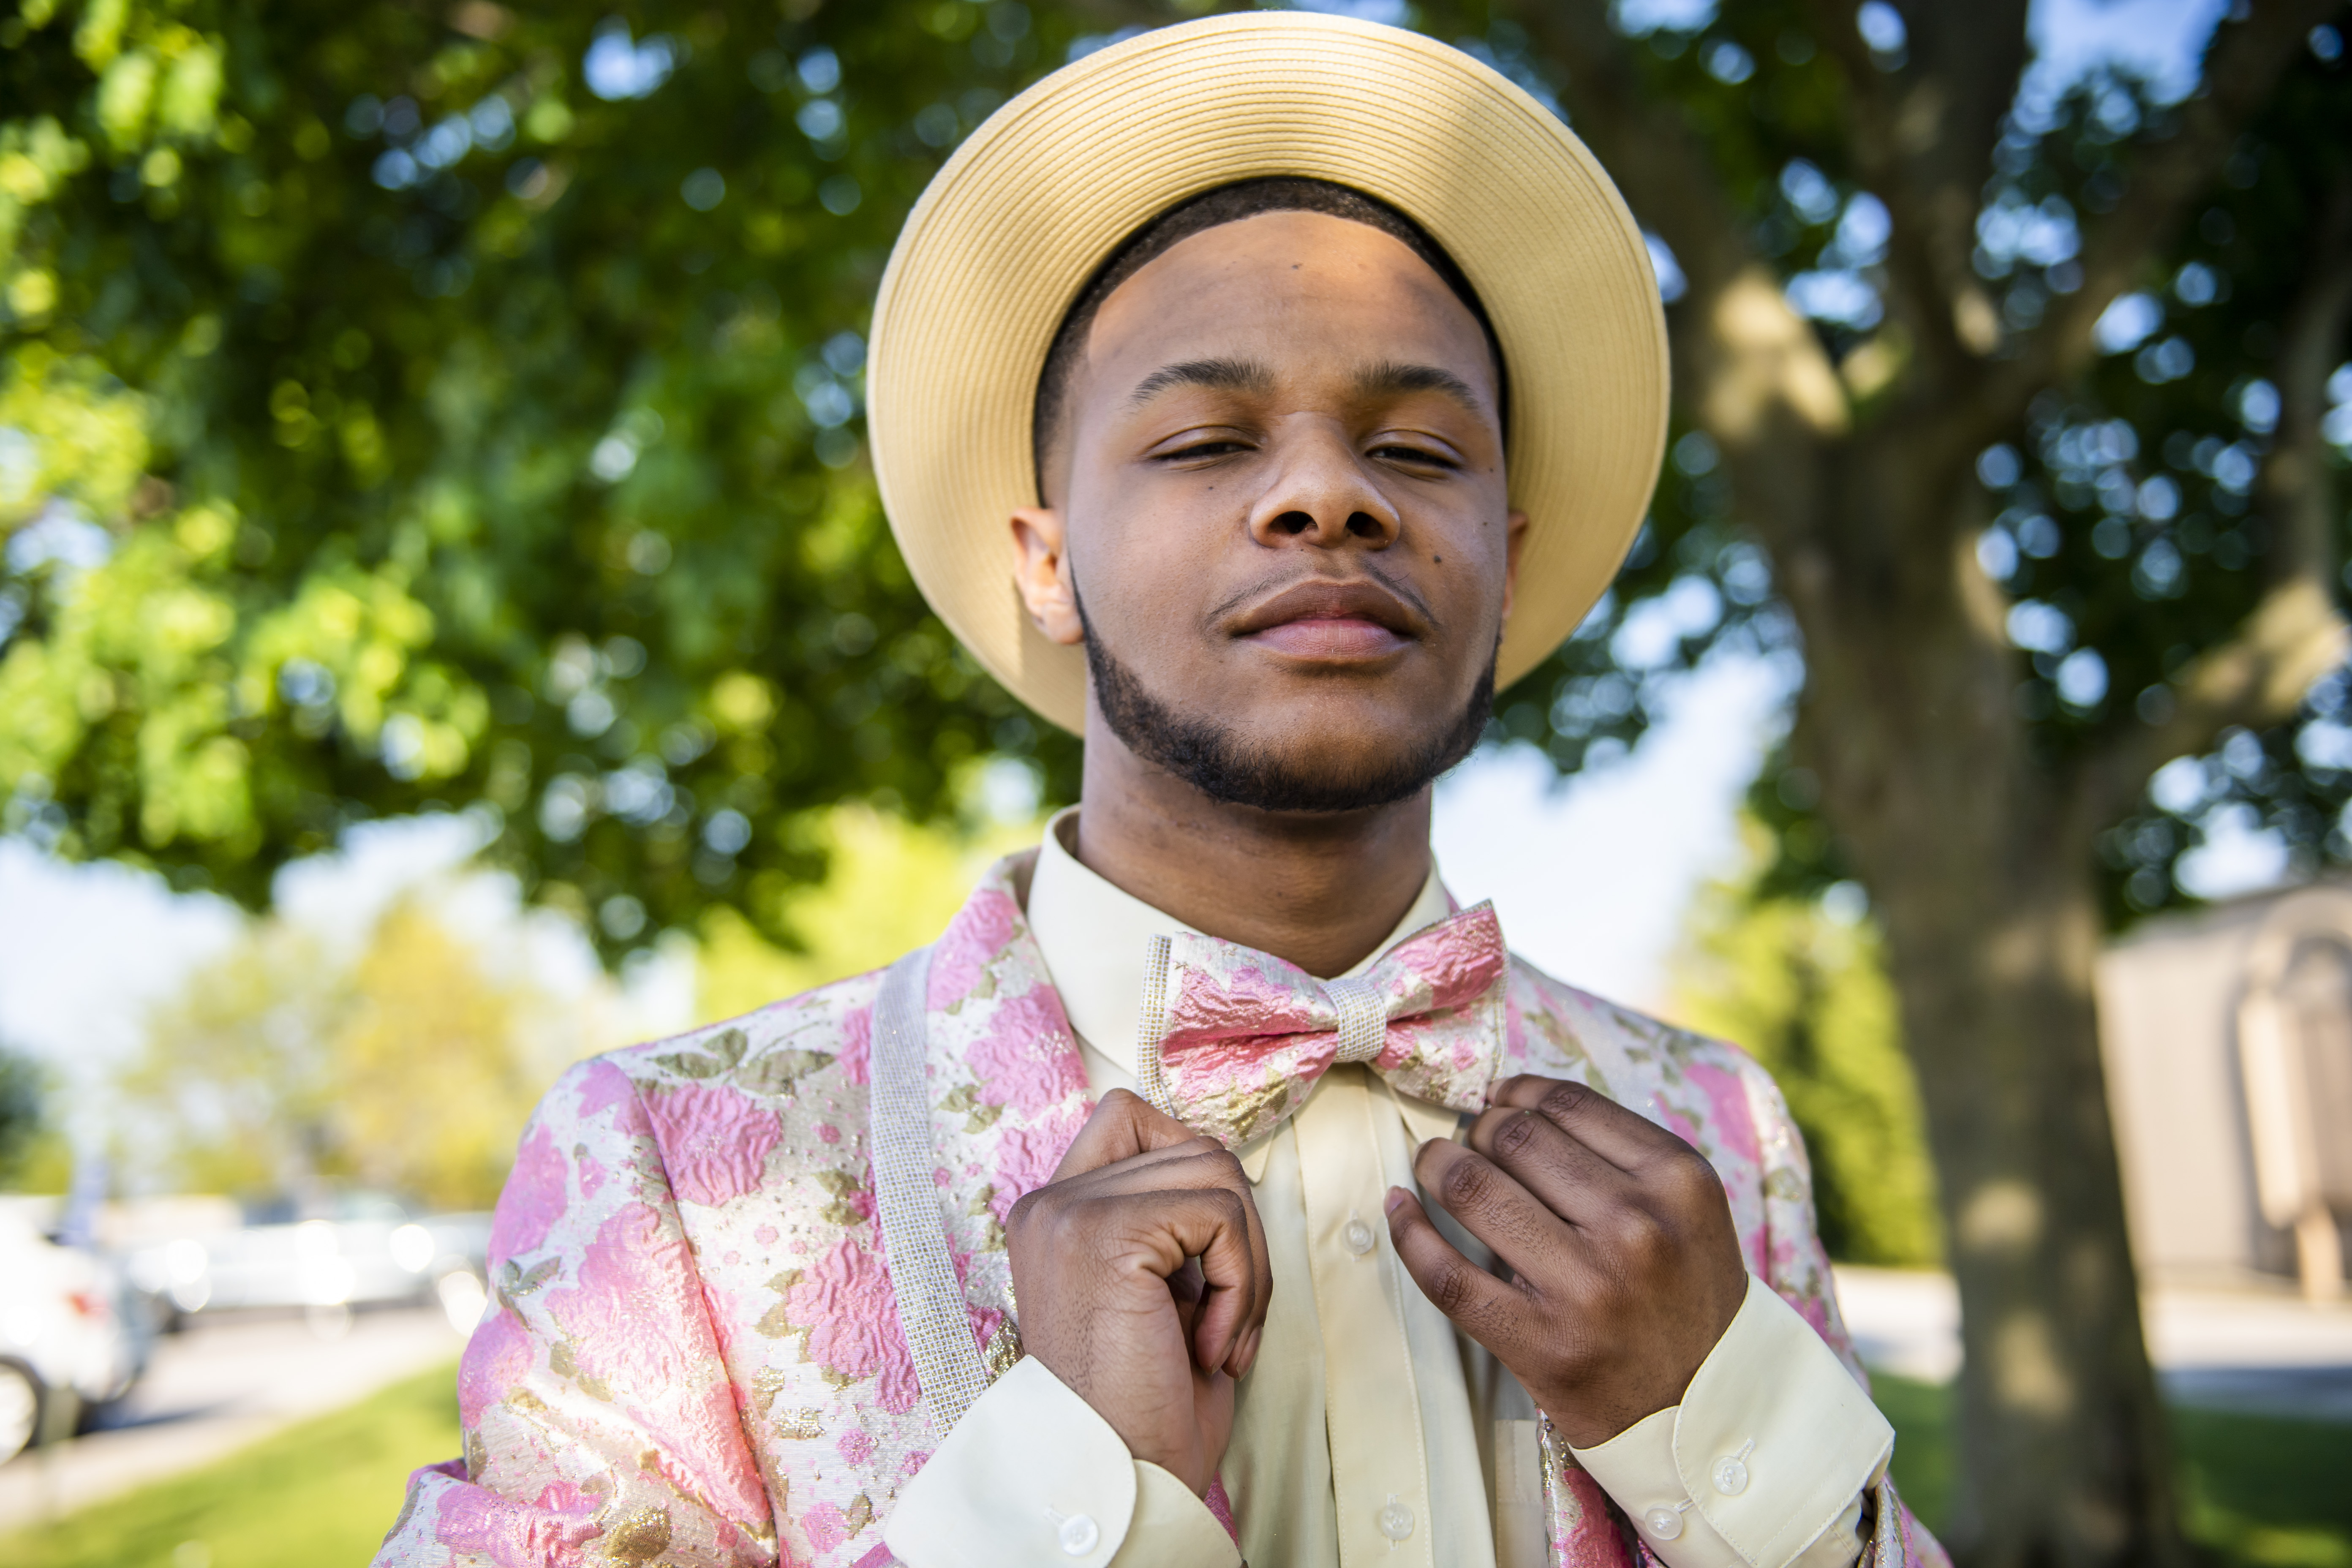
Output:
[1499,509,1531,624]
[1012,506,1085,646]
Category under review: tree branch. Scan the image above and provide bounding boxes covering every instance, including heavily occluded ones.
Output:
[2080,578,2347,826]
[1496,0,1750,311]
[1501,1,1853,553]
[2264,171,2352,588]
[1802,0,2033,406]
[1986,0,2343,424]
[2078,169,2352,825]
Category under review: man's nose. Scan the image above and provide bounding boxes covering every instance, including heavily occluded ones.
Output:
[1244,422,1402,551]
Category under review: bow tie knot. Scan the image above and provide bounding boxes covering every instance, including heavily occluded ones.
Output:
[1132,902,1508,1147]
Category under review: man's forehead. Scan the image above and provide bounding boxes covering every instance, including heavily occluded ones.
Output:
[1119,356,1494,421]
[1095,210,1470,320]
[1083,215,1494,378]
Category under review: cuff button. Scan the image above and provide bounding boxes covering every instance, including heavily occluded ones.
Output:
[1713,1440,1754,1496]
[1642,1505,1686,1541]
[1058,1514,1100,1556]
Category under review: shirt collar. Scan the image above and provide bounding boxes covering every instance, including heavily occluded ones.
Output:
[1025,806,1456,1080]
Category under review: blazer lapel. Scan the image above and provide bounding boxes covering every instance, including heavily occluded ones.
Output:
[910,850,1093,1373]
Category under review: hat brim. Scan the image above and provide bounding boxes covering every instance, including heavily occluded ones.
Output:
[869,12,1668,735]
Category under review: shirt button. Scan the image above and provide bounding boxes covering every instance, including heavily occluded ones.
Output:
[1643,1505,1685,1541]
[1344,1218,1377,1256]
[1712,1453,1750,1495]
[1376,1496,1415,1540]
[1058,1514,1100,1556]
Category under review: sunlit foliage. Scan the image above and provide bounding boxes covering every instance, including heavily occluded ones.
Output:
[121,877,624,1208]
[1671,821,1943,1267]
[1,0,1080,964]
[695,795,1041,1023]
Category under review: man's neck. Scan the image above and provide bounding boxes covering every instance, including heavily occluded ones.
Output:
[1070,721,1434,980]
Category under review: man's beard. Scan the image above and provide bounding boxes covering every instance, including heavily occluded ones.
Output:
[1076,593,1496,814]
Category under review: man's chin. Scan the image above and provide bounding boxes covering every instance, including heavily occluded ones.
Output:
[1186,728,1451,814]
[1086,637,1494,815]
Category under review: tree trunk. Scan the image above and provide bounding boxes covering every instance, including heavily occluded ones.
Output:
[1781,430,2189,1568]
[1437,4,2341,1554]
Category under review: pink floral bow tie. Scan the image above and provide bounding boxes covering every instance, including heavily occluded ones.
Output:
[1132,902,1509,1148]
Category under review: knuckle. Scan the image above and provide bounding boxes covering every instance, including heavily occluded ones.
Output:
[1004,1187,1050,1233]
[1039,1200,1090,1255]
[1440,1156,1495,1212]
[1538,1080,1592,1122]
[1426,1257,1481,1317]
[1609,1202,1670,1258]
[1491,1110,1540,1162]
[1662,1149,1726,1209]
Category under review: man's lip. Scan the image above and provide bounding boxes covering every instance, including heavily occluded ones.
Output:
[1230,579,1420,639]
[1247,616,1411,659]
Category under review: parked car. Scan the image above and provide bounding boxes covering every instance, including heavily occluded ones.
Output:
[122,1190,491,1331]
[0,1209,146,1463]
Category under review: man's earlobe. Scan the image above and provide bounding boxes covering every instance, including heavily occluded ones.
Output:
[1500,509,1531,623]
[1011,506,1086,646]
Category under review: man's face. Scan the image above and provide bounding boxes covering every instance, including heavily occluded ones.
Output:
[1015,210,1525,812]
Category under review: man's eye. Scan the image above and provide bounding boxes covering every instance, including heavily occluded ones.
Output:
[1372,443,1456,469]
[1162,438,1249,460]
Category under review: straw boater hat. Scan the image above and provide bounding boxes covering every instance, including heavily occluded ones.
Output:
[868,12,1668,734]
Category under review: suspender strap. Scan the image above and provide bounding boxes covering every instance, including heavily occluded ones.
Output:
[869,945,989,1435]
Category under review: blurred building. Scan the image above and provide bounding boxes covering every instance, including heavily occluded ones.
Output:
[2100,882,2352,1299]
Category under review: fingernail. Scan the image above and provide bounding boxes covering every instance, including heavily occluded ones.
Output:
[1384,1187,1409,1216]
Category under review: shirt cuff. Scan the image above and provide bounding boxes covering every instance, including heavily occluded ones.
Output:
[1568,1274,1893,1568]
[882,1357,1241,1568]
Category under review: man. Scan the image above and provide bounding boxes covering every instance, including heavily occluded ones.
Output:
[377,15,1947,1568]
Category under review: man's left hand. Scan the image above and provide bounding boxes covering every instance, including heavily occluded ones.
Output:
[1384,1073,1748,1450]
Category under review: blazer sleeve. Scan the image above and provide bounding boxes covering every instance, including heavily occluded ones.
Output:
[373,1057,778,1567]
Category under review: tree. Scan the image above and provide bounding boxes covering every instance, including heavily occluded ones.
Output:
[0,0,1085,961]
[1445,3,2351,1561]
[123,876,619,1209]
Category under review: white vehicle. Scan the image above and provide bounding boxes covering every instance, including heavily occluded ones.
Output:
[0,1211,145,1462]
[123,1191,490,1332]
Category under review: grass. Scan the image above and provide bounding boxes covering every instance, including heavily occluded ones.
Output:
[0,1361,460,1568]
[3,1363,2345,1567]
[1877,1374,2352,1568]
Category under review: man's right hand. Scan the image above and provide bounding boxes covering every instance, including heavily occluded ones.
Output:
[1004,1089,1274,1497]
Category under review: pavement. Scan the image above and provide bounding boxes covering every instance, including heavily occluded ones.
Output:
[0,1304,468,1534]
[1834,1265,2352,1422]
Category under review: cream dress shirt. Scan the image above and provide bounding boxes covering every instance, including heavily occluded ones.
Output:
[885,812,1886,1568]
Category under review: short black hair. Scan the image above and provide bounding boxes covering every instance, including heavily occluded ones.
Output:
[1030,177,1509,498]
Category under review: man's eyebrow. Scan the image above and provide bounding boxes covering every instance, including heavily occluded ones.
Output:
[1126,357,1274,407]
[1353,360,1489,414]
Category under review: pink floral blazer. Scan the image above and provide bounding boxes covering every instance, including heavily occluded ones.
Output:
[374,852,1949,1568]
